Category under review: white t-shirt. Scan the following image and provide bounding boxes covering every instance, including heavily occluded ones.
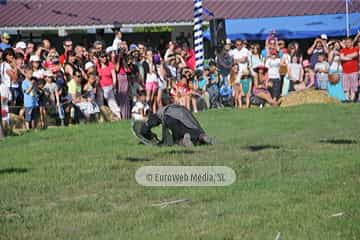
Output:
[230,47,251,61]
[265,58,281,79]
[230,47,251,75]
[288,63,302,81]
[0,62,12,88]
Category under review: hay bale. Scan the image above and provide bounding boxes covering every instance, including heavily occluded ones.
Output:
[280,89,339,107]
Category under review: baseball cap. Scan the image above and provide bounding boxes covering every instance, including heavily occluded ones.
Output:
[226,38,232,45]
[320,34,328,40]
[105,46,113,54]
[15,41,26,49]
[44,70,54,77]
[129,44,138,51]
[29,55,40,62]
[85,61,95,70]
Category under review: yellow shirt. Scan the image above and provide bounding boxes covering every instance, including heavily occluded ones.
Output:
[67,79,82,97]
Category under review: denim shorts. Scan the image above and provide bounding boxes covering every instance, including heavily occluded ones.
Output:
[24,107,37,122]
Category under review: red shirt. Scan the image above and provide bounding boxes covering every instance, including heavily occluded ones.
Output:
[186,49,196,70]
[59,54,67,65]
[341,47,359,74]
[97,62,115,88]
[176,82,190,95]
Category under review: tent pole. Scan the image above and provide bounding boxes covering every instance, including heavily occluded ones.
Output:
[346,0,350,37]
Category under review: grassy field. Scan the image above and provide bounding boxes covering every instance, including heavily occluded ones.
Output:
[1,104,360,240]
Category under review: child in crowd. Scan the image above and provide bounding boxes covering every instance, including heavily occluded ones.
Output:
[191,69,210,112]
[36,78,47,129]
[239,68,252,108]
[44,70,62,125]
[176,69,191,110]
[287,54,304,92]
[207,62,222,108]
[131,90,149,121]
[302,60,315,88]
[314,53,329,90]
[22,67,38,129]
[83,73,100,121]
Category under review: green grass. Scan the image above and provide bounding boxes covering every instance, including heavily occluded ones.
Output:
[1,104,360,240]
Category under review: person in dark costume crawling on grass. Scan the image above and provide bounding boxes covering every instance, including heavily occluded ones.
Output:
[137,104,214,147]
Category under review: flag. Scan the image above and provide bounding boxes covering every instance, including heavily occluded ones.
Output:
[203,8,214,17]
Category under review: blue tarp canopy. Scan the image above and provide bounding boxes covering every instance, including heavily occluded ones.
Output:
[204,13,360,40]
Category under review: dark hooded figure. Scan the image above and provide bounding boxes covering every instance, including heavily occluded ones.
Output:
[139,104,213,147]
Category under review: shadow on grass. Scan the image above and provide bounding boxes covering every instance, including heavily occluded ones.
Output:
[124,157,151,162]
[166,149,196,155]
[245,145,281,152]
[0,168,29,175]
[319,139,357,145]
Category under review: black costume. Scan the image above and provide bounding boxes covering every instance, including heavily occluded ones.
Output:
[139,104,209,146]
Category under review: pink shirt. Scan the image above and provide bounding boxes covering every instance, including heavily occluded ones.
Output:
[97,62,115,87]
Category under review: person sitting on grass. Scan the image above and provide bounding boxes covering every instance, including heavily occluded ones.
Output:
[252,65,280,106]
[239,68,252,108]
[139,104,214,147]
[131,90,150,121]
[22,67,38,129]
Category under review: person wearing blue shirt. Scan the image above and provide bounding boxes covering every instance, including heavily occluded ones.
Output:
[22,67,38,129]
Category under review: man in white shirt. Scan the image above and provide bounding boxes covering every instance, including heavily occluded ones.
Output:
[229,40,251,76]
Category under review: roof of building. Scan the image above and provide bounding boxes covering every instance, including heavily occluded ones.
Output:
[0,0,359,30]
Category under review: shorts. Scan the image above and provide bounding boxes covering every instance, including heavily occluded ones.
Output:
[342,73,358,92]
[145,81,158,92]
[25,107,37,122]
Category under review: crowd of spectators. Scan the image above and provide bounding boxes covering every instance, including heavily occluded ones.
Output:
[0,30,359,134]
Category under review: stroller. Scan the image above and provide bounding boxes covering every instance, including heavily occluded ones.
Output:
[219,84,233,107]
